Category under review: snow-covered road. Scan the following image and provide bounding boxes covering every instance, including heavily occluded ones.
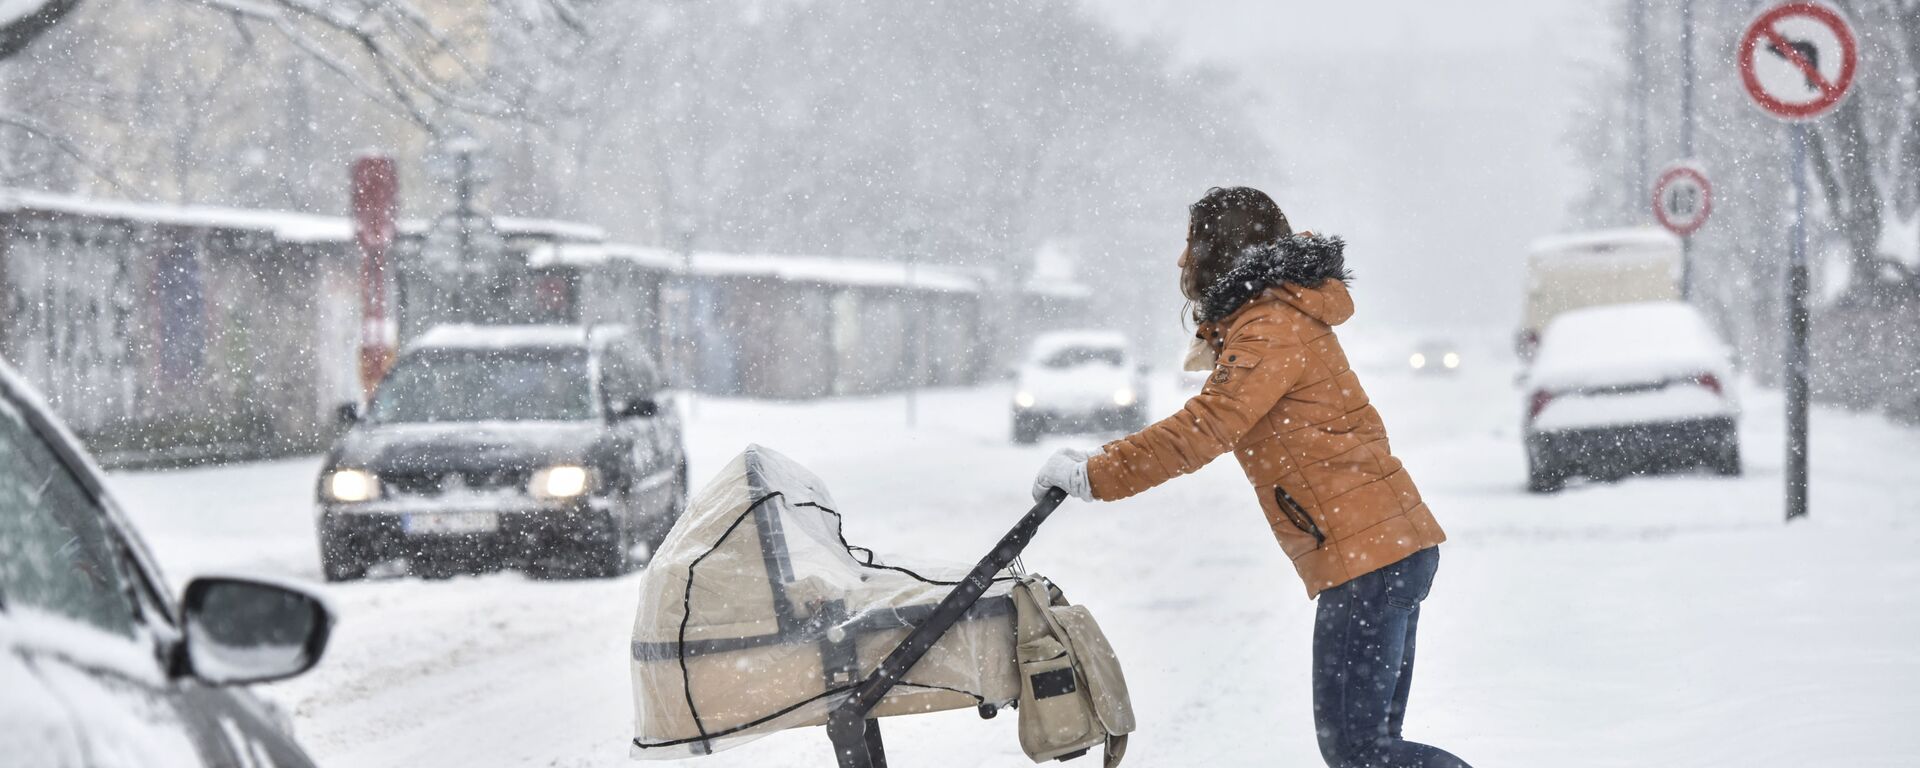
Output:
[109,354,1920,767]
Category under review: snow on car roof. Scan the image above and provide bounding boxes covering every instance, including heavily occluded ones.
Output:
[407,324,594,352]
[1527,301,1730,391]
[1027,330,1131,359]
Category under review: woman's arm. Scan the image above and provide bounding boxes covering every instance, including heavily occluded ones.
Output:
[1086,312,1307,501]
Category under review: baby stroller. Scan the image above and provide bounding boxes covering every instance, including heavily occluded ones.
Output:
[629,445,1130,767]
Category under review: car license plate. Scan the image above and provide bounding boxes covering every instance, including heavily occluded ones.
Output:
[403,511,499,536]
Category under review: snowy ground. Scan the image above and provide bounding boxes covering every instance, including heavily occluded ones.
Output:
[110,352,1920,767]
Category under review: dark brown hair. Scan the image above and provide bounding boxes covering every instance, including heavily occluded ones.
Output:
[1182,186,1289,322]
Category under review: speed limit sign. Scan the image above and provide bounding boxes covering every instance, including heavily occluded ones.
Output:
[1652,164,1712,236]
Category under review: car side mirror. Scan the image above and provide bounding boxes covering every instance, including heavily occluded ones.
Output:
[180,576,332,686]
[334,402,359,428]
[613,397,659,419]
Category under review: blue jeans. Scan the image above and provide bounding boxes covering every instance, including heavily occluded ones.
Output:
[1313,546,1469,768]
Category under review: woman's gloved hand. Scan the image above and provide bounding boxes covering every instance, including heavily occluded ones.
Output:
[1032,447,1098,503]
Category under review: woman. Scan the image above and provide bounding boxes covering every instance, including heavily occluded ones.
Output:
[1031,186,1469,768]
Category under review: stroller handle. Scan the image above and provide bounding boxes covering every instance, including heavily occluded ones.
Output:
[831,487,1069,721]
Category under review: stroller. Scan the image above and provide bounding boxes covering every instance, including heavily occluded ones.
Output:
[629,445,1130,767]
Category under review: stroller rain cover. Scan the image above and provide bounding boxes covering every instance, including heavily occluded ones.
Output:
[629,445,1020,758]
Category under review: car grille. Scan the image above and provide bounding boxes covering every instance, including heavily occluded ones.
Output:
[383,469,528,497]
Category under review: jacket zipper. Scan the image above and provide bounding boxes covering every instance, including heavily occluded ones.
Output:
[1274,485,1326,547]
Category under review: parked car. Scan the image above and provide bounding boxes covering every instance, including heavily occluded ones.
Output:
[1012,331,1148,444]
[1408,339,1462,375]
[0,361,334,767]
[317,324,688,581]
[1522,301,1740,492]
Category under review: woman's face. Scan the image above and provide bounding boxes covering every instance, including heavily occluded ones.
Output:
[1177,242,1201,302]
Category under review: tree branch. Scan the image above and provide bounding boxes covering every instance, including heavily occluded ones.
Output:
[0,111,136,194]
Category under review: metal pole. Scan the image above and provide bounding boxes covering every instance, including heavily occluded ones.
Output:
[1786,123,1811,521]
[454,146,476,323]
[680,228,698,419]
[1679,0,1697,299]
[1629,0,1649,205]
[351,155,397,399]
[903,239,919,429]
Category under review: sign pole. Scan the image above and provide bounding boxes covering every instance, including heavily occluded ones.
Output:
[1786,123,1811,521]
[351,155,398,400]
[1679,0,1696,299]
[1739,1,1859,523]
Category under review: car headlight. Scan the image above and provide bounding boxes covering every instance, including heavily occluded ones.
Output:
[1112,388,1137,407]
[1443,352,1461,369]
[325,469,379,503]
[1014,391,1036,409]
[1409,353,1427,369]
[530,465,591,499]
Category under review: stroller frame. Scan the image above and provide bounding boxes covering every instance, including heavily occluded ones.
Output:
[824,488,1067,768]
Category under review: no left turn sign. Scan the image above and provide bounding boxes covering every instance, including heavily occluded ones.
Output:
[1739,2,1858,121]
[1653,164,1712,236]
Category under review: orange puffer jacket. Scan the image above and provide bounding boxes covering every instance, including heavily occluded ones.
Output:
[1085,234,1445,598]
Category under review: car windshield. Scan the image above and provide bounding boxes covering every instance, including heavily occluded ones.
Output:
[1041,346,1124,368]
[369,348,593,423]
[0,397,139,636]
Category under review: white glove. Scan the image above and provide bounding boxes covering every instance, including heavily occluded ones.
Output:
[1032,447,1097,503]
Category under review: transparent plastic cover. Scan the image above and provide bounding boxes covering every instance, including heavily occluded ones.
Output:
[629,445,1018,759]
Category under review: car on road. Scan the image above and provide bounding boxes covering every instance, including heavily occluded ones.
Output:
[0,362,334,767]
[316,324,688,581]
[1408,339,1462,375]
[1522,301,1740,492]
[1011,331,1148,444]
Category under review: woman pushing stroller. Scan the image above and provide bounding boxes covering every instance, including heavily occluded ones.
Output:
[1032,186,1471,768]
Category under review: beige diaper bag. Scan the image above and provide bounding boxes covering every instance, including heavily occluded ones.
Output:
[1012,574,1135,766]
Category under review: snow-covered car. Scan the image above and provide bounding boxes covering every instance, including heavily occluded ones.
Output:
[0,362,333,768]
[1522,301,1740,492]
[316,325,688,580]
[1408,339,1462,375]
[1011,331,1147,444]
[1518,227,1682,361]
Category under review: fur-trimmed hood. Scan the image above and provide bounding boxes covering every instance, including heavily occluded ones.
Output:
[1198,233,1352,325]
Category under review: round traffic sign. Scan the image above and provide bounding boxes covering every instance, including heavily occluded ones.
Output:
[1653,164,1712,236]
[1739,2,1858,121]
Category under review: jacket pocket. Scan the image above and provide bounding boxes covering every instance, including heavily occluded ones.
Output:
[1203,350,1263,393]
[1274,485,1326,547]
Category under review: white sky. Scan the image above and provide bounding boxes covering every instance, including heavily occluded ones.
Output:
[1081,0,1615,334]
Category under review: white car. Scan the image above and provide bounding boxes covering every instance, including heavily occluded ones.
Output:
[1408,339,1462,375]
[0,362,335,767]
[1522,301,1740,492]
[1012,331,1148,444]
